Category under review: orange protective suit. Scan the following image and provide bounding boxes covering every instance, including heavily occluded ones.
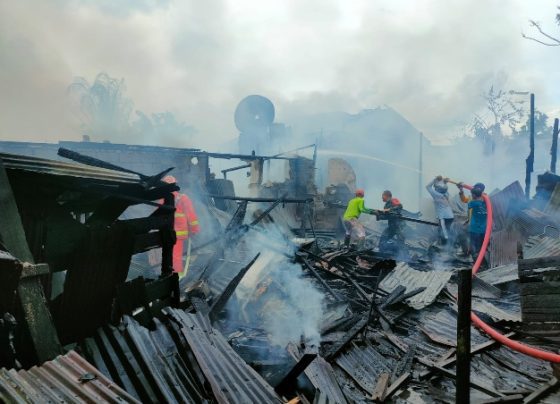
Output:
[162,176,200,274]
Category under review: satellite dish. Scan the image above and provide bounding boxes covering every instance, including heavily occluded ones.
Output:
[234,95,275,133]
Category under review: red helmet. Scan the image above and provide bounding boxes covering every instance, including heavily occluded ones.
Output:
[162,175,177,184]
[355,188,365,197]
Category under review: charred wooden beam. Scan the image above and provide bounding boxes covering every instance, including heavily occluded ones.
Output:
[551,118,559,174]
[371,373,390,401]
[274,353,317,398]
[249,194,288,226]
[208,195,312,203]
[525,93,535,198]
[456,268,472,404]
[522,378,558,403]
[0,158,62,365]
[209,253,261,321]
[383,372,411,401]
[299,256,344,302]
[323,317,368,360]
[418,332,516,379]
[221,163,251,178]
[58,147,175,186]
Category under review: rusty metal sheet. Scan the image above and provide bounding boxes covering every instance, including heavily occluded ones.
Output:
[164,308,282,404]
[0,350,139,403]
[378,263,452,309]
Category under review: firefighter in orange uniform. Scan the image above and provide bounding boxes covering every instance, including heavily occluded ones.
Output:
[162,176,200,276]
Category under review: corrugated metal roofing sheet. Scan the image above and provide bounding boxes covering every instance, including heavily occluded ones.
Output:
[488,229,522,268]
[0,152,141,183]
[0,350,139,403]
[477,264,519,285]
[513,208,559,237]
[378,263,452,309]
[288,345,347,404]
[544,183,560,217]
[489,181,525,231]
[164,308,282,404]
[335,341,398,394]
[82,317,211,403]
[524,235,560,259]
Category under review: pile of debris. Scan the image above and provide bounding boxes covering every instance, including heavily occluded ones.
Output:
[2,146,560,403]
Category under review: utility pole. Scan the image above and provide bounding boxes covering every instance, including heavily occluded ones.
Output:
[418,132,423,211]
[525,93,535,199]
[456,268,472,404]
[551,118,559,174]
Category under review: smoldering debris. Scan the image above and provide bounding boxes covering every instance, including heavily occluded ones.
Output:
[2,143,560,404]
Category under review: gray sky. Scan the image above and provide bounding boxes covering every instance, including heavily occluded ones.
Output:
[1,0,559,148]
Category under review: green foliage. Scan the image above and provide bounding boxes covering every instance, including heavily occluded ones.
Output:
[68,72,195,144]
[68,73,133,140]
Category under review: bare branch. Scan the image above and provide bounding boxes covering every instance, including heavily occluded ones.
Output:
[522,32,560,46]
[527,19,560,43]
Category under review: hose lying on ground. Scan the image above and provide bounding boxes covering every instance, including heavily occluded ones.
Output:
[459,182,560,363]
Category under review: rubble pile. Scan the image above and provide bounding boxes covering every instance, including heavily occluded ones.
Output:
[1,146,560,403]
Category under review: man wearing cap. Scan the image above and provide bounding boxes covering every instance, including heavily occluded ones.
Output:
[342,188,373,249]
[426,175,454,245]
[162,175,200,277]
[377,190,405,252]
[457,182,487,261]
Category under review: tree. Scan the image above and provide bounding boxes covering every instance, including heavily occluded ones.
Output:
[513,110,552,139]
[68,72,196,144]
[68,73,133,141]
[130,111,196,143]
[522,6,560,46]
[465,86,525,137]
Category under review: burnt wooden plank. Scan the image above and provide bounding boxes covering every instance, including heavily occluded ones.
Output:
[371,372,390,401]
[418,332,516,379]
[274,353,317,397]
[0,159,61,364]
[54,222,135,343]
[133,231,163,253]
[323,316,368,360]
[209,253,260,321]
[479,394,524,403]
[0,253,22,313]
[522,378,558,403]
[520,282,560,295]
[518,256,560,271]
[383,372,411,401]
[521,295,560,307]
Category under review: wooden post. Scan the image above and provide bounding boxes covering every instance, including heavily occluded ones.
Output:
[525,93,535,198]
[418,132,423,211]
[456,268,472,404]
[551,118,559,174]
[0,160,62,365]
[160,192,175,276]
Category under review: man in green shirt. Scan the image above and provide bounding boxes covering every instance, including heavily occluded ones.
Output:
[343,188,373,248]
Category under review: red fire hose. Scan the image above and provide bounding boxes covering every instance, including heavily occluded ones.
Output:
[461,182,560,363]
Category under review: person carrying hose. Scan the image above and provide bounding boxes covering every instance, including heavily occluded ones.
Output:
[426,175,454,245]
[376,190,405,253]
[342,188,373,249]
[457,182,487,263]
